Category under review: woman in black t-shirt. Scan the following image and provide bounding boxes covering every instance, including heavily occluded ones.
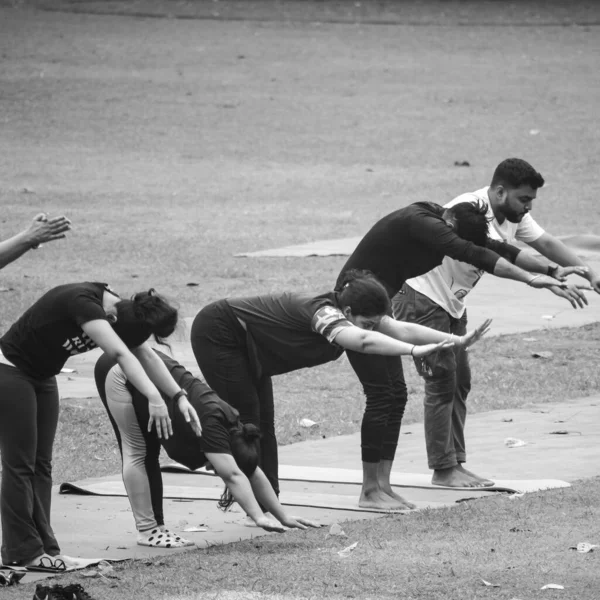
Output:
[191,270,491,512]
[0,283,201,569]
[94,350,319,546]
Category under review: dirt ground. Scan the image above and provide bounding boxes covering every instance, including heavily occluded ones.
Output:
[1,0,600,329]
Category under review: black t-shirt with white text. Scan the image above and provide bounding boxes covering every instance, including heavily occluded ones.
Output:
[0,282,149,380]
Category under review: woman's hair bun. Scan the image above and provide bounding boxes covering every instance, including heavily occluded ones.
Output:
[240,423,262,442]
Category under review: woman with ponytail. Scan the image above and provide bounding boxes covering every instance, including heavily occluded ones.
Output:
[0,283,200,569]
[94,350,317,544]
[191,270,491,511]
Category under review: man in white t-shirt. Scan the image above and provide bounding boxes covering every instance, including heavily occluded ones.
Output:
[392,158,597,488]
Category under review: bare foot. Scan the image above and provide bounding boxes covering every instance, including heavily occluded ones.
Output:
[359,489,412,511]
[432,466,491,488]
[456,464,494,486]
[379,486,416,509]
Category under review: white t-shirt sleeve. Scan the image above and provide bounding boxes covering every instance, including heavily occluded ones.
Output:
[516,214,545,243]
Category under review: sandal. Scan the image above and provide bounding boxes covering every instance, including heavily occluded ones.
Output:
[0,570,26,586]
[25,554,67,573]
[137,528,195,549]
[159,528,195,547]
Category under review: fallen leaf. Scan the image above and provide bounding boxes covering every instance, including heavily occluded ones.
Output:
[481,578,500,587]
[454,160,470,167]
[504,437,528,448]
[541,584,564,590]
[549,430,581,435]
[501,418,513,422]
[186,282,200,287]
[93,455,105,461]
[337,541,358,557]
[299,418,318,428]
[531,351,553,359]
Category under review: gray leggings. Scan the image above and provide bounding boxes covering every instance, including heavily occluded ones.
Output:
[104,365,159,532]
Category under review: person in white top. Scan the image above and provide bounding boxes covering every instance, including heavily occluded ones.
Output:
[392,158,595,488]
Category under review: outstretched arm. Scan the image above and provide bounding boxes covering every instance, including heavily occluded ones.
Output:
[528,232,600,293]
[333,322,454,358]
[248,467,320,530]
[0,213,71,269]
[376,316,491,350]
[205,453,281,529]
[206,453,319,532]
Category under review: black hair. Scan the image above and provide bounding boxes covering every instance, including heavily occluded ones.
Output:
[445,200,492,247]
[114,289,178,348]
[217,423,262,512]
[490,158,545,190]
[337,269,390,317]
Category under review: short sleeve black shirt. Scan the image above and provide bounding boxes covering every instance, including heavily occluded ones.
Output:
[0,282,109,379]
[226,290,349,376]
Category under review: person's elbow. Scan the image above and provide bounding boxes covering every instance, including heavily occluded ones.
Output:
[342,330,373,353]
[109,346,135,363]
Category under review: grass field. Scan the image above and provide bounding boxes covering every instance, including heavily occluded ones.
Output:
[1,1,599,598]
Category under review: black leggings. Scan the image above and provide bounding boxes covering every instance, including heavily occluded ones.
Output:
[345,351,408,463]
[191,301,279,495]
[0,364,60,565]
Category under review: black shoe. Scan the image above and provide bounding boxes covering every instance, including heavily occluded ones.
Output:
[33,583,72,600]
[62,583,96,600]
[33,583,64,600]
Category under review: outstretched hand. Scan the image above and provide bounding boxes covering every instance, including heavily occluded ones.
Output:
[255,515,287,533]
[27,213,71,246]
[411,340,454,358]
[279,516,322,530]
[553,266,589,281]
[548,284,590,309]
[459,318,493,348]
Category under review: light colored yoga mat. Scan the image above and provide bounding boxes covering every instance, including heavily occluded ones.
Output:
[159,463,570,495]
[235,233,600,259]
[59,479,453,513]
[235,236,361,258]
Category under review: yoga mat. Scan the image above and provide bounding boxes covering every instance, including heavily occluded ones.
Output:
[59,479,453,513]
[235,237,361,258]
[159,463,570,495]
[235,234,600,259]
